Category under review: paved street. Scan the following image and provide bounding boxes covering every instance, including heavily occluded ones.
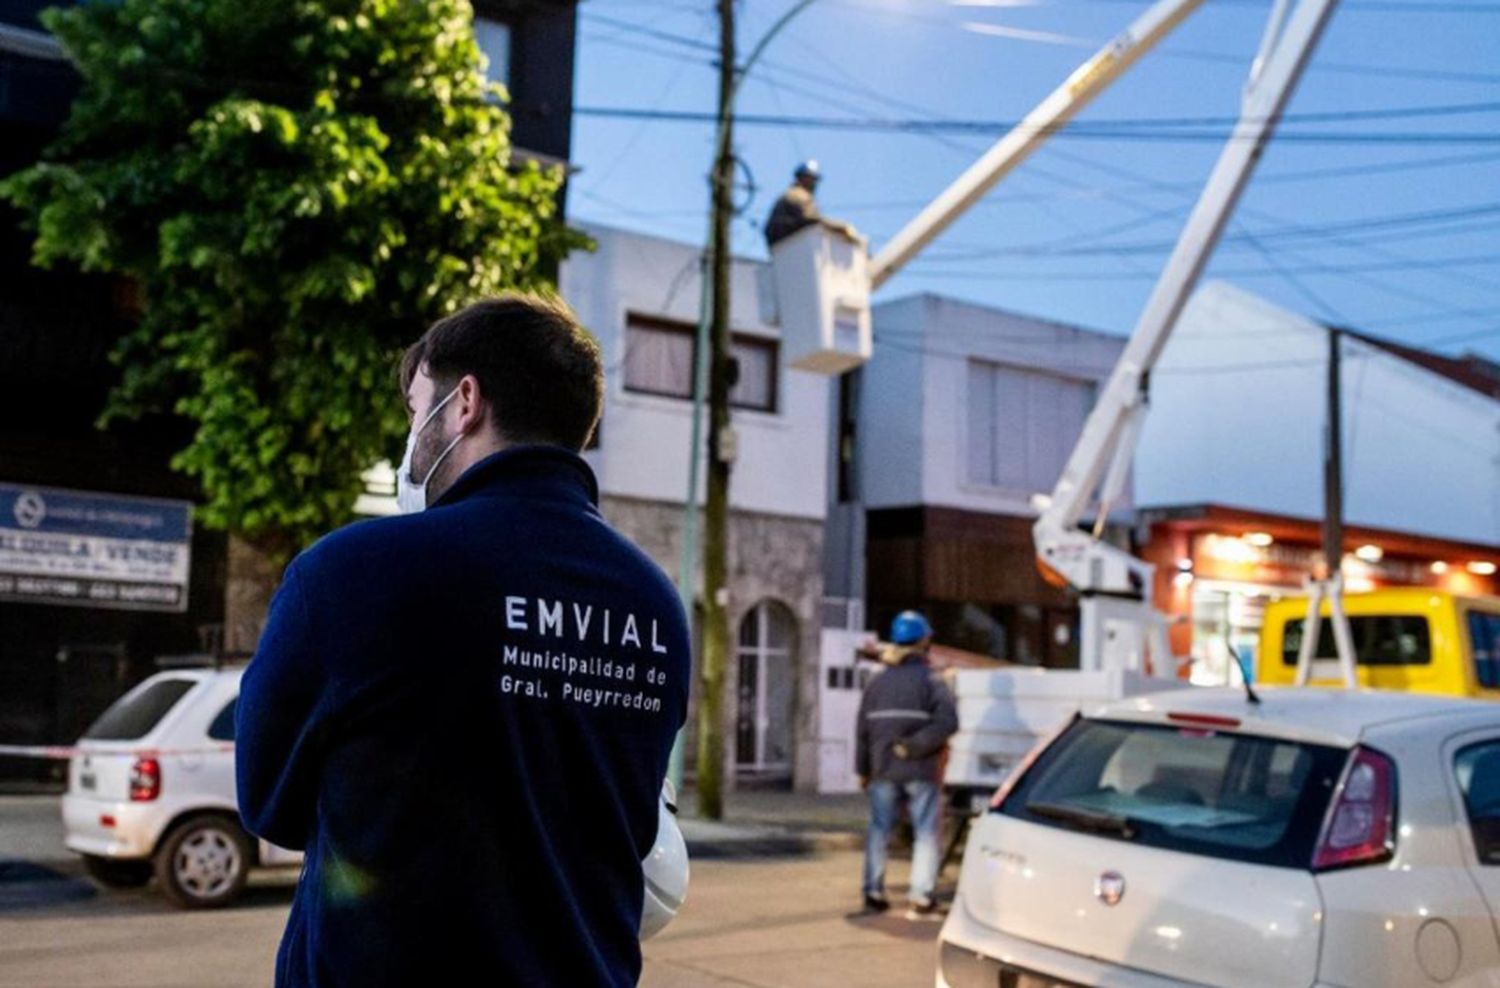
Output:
[0,797,944,988]
[642,851,943,988]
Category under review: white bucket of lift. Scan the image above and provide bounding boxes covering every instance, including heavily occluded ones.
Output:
[767,225,872,376]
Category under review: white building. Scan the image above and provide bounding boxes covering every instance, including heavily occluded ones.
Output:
[1135,281,1500,678]
[832,293,1128,667]
[560,222,832,790]
[1138,281,1500,544]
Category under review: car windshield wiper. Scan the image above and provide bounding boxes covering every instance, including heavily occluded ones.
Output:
[1025,800,1138,839]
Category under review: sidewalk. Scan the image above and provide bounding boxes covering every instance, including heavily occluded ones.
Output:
[677,788,868,858]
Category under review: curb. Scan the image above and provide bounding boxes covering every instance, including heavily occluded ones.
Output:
[684,829,863,859]
[0,861,95,912]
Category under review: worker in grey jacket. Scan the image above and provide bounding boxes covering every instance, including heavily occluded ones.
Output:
[856,610,958,919]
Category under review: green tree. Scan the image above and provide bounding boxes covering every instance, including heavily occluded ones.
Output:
[2,0,589,605]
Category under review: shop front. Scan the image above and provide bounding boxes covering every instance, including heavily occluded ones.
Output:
[1142,504,1500,684]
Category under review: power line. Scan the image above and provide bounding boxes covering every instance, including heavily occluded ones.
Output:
[1236,223,1351,326]
[574,97,1500,129]
[920,202,1500,261]
[904,252,1500,280]
[573,106,1500,145]
[576,5,1498,342]
[828,0,1500,83]
[1038,145,1500,315]
[823,150,1500,216]
[1063,0,1500,12]
[1159,46,1500,86]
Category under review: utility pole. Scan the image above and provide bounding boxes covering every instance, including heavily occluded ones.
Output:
[696,0,736,821]
[1324,328,1343,578]
[1297,323,1356,687]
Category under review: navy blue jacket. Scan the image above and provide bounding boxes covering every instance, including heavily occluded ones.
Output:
[235,446,690,987]
[855,655,958,784]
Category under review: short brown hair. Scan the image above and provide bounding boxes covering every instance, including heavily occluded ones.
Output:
[401,293,603,451]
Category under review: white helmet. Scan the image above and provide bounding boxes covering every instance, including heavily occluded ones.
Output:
[640,778,689,940]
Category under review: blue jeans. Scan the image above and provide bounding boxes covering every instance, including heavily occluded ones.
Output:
[862,779,940,903]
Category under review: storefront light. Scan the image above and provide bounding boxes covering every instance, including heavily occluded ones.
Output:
[1468,561,1497,576]
[1355,544,1384,563]
[1431,561,1450,575]
[1173,570,1194,588]
[1176,558,1194,572]
[1204,535,1260,565]
[1245,532,1274,548]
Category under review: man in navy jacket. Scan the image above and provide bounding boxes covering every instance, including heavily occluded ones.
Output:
[236,294,691,986]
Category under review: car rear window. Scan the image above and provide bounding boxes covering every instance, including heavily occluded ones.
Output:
[1455,740,1500,864]
[1280,615,1431,666]
[998,718,1348,869]
[82,679,197,741]
[208,698,237,742]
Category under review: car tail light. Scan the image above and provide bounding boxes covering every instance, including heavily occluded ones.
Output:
[1313,746,1396,871]
[988,713,1078,811]
[129,757,161,802]
[1166,712,1242,730]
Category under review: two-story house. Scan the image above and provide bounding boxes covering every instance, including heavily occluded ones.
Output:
[560,222,832,791]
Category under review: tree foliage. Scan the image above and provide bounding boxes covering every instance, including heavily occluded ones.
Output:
[3,0,589,554]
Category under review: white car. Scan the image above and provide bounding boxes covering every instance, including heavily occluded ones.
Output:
[63,666,689,926]
[62,665,301,908]
[939,687,1500,988]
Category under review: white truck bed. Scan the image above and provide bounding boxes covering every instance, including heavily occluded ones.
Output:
[943,667,1182,811]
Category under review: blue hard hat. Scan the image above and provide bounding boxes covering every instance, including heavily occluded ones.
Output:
[794,159,821,180]
[889,610,932,646]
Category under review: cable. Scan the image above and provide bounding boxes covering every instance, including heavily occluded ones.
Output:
[579,12,709,192]
[902,252,1500,280]
[830,0,1500,85]
[572,105,1500,144]
[1039,145,1500,316]
[918,202,1500,261]
[1235,223,1350,326]
[820,150,1500,217]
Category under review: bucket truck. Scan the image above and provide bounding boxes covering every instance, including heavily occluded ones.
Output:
[775,0,1347,803]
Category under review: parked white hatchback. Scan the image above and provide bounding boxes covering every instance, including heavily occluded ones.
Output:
[939,687,1500,988]
[61,665,302,908]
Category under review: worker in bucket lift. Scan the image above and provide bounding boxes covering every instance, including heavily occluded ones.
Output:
[856,610,959,920]
[764,160,863,248]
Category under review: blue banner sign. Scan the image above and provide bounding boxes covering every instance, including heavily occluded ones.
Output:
[0,483,193,612]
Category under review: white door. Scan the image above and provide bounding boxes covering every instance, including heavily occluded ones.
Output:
[735,601,796,774]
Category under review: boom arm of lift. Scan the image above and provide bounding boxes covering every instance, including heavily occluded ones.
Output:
[846,0,1340,674]
[1031,0,1342,673]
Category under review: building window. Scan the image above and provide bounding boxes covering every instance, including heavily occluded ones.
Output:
[474,17,511,91]
[623,313,779,413]
[966,359,1094,492]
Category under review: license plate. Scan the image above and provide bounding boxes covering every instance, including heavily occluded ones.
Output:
[1003,968,1081,988]
[80,771,96,790]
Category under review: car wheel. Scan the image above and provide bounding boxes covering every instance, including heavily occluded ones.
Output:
[154,815,252,909]
[82,854,153,889]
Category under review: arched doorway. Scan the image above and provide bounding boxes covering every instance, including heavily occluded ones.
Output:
[734,600,796,777]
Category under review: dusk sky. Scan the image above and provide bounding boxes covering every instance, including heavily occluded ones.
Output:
[567,0,1500,358]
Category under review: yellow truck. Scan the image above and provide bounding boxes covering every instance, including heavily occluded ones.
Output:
[1257,588,1500,698]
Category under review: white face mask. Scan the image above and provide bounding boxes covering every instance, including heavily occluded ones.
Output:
[396,386,464,514]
